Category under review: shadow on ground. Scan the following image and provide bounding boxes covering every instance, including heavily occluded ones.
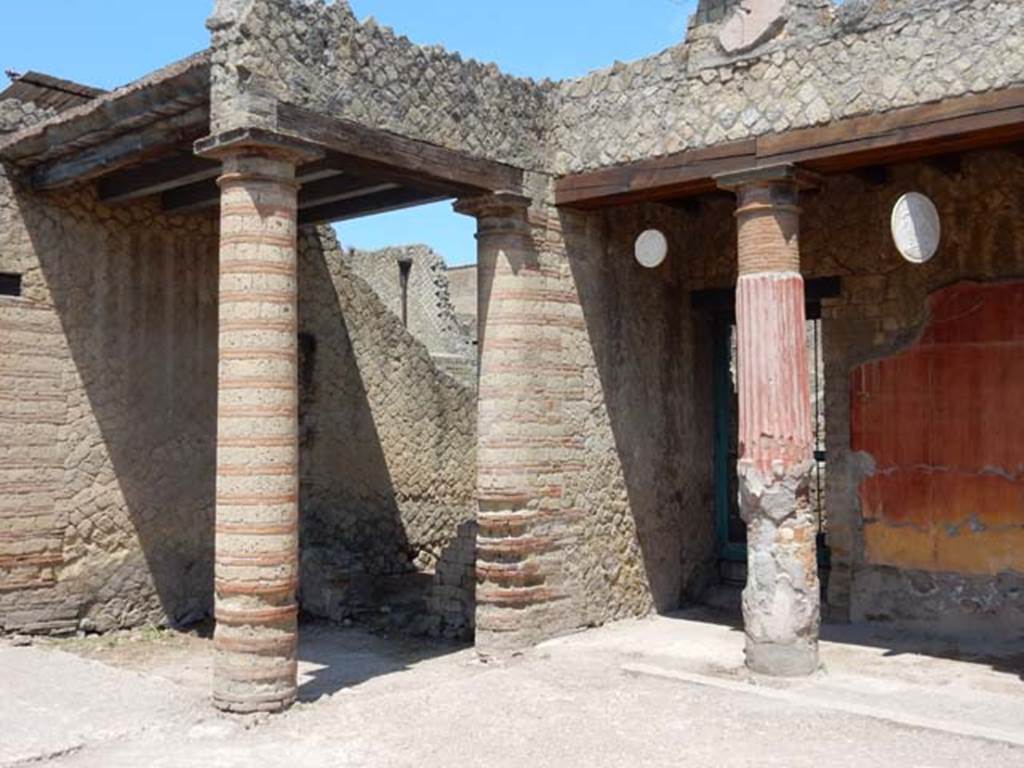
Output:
[296,620,470,701]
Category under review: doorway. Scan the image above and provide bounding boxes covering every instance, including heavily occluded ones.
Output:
[697,277,839,583]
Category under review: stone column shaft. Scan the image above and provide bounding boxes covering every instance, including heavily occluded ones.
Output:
[213,150,301,712]
[455,192,567,653]
[720,167,820,676]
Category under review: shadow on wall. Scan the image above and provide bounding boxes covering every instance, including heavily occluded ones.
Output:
[297,233,414,622]
[24,188,219,631]
[562,202,719,616]
[297,227,477,640]
[17,186,473,637]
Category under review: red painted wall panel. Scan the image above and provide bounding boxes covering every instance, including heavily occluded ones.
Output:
[851,281,1024,575]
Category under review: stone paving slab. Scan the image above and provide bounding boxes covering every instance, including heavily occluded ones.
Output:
[3,618,1024,767]
[0,645,207,766]
[540,610,1024,746]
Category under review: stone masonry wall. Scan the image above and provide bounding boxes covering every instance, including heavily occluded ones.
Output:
[808,150,1024,635]
[204,0,1023,181]
[469,179,720,645]
[560,202,719,620]
[0,156,220,635]
[553,0,1024,172]
[297,227,477,640]
[446,265,478,330]
[1,95,478,638]
[0,188,479,638]
[341,243,477,387]
[207,0,550,170]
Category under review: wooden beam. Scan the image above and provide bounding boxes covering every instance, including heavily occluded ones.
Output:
[161,160,350,213]
[556,86,1024,209]
[692,276,843,318]
[97,151,220,204]
[30,105,210,191]
[299,187,448,226]
[299,176,397,208]
[555,140,756,209]
[275,103,524,195]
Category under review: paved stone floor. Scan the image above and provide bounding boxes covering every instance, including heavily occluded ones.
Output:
[2,610,1022,767]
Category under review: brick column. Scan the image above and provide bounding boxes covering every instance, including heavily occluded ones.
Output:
[718,166,820,676]
[454,192,568,654]
[211,148,302,712]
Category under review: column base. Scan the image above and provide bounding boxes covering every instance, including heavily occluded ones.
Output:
[745,639,819,677]
[213,691,297,715]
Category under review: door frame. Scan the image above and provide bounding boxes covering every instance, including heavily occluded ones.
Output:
[696,277,841,564]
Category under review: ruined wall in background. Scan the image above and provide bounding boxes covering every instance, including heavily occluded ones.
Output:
[0,154,219,635]
[342,244,477,387]
[446,265,478,331]
[298,227,477,639]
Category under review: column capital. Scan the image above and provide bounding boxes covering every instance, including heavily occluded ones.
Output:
[453,190,530,219]
[714,163,821,193]
[194,127,324,165]
[454,191,532,240]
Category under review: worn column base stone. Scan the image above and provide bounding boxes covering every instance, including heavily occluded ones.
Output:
[745,640,819,677]
[213,692,298,715]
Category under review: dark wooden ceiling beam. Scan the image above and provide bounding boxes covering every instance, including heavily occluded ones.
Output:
[160,177,218,213]
[556,86,1024,209]
[299,187,448,226]
[555,140,757,209]
[161,160,350,213]
[97,151,221,204]
[30,105,210,191]
[299,176,398,208]
[275,103,524,195]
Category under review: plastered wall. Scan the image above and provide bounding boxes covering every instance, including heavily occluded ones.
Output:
[851,281,1024,579]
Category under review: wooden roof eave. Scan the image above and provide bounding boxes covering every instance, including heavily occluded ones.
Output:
[0,51,211,171]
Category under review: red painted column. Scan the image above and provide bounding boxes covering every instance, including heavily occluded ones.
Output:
[718,166,819,676]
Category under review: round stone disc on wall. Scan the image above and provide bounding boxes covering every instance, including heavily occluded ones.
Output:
[891,192,941,264]
[635,229,668,269]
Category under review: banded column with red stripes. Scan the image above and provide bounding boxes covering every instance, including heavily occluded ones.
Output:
[718,166,820,677]
[212,149,302,712]
[455,192,577,653]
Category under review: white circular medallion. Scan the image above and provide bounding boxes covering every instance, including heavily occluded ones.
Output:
[891,192,941,264]
[635,229,668,269]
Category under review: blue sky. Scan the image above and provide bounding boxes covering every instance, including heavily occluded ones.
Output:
[2,0,696,265]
